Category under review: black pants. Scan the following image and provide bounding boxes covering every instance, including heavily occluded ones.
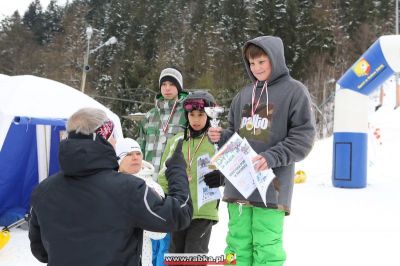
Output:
[169,218,214,253]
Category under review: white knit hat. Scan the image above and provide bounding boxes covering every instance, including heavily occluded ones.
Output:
[115,138,142,161]
[159,67,183,92]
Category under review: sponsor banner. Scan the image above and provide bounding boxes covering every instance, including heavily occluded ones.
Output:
[337,39,394,96]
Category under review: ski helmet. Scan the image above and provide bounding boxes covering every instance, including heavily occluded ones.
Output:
[183,91,216,112]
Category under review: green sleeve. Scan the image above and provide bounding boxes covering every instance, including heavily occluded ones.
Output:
[157,137,173,193]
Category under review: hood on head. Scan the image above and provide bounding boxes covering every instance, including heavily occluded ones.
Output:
[59,136,119,177]
[242,36,289,84]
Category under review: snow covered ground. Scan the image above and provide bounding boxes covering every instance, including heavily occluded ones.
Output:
[1,89,399,266]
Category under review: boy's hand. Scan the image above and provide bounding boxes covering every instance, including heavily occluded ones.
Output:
[252,155,268,172]
[204,170,225,188]
[207,127,222,143]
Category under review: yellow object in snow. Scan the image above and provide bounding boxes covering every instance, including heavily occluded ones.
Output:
[0,230,10,250]
[294,170,307,184]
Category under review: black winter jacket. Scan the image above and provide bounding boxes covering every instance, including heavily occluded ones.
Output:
[29,134,192,266]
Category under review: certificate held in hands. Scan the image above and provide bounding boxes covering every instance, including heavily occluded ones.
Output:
[210,133,275,206]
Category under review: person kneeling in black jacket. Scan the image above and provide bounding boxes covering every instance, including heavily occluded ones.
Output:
[29,107,193,266]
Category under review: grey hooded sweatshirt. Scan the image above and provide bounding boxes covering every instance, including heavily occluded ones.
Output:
[220,36,316,214]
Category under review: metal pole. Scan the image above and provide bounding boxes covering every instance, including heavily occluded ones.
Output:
[80,37,90,93]
[396,0,400,108]
[79,27,116,94]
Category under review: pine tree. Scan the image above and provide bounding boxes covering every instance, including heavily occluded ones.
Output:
[22,0,46,44]
[0,12,41,75]
[55,1,90,89]
[217,0,250,89]
[42,0,64,44]
[181,0,211,88]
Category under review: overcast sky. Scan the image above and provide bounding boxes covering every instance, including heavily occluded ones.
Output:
[0,0,67,20]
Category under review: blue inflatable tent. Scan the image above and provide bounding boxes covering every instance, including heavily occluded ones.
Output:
[0,75,123,225]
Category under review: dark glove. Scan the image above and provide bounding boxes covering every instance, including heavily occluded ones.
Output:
[165,139,186,170]
[204,170,225,188]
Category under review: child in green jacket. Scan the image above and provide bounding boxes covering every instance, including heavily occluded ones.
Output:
[158,90,224,254]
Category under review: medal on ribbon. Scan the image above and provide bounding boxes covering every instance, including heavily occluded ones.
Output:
[159,135,167,144]
[246,120,253,131]
[187,133,206,182]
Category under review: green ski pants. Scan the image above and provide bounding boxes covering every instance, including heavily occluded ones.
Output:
[225,203,286,266]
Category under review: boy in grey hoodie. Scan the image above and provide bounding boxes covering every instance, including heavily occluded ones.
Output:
[208,36,316,265]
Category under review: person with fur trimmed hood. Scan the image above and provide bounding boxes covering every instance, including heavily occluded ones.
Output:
[158,91,224,255]
[208,36,316,265]
[137,67,189,177]
[116,138,166,266]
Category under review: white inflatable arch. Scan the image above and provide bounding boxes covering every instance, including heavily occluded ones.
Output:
[333,35,400,188]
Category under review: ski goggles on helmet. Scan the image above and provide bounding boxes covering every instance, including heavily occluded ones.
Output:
[183,99,207,112]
